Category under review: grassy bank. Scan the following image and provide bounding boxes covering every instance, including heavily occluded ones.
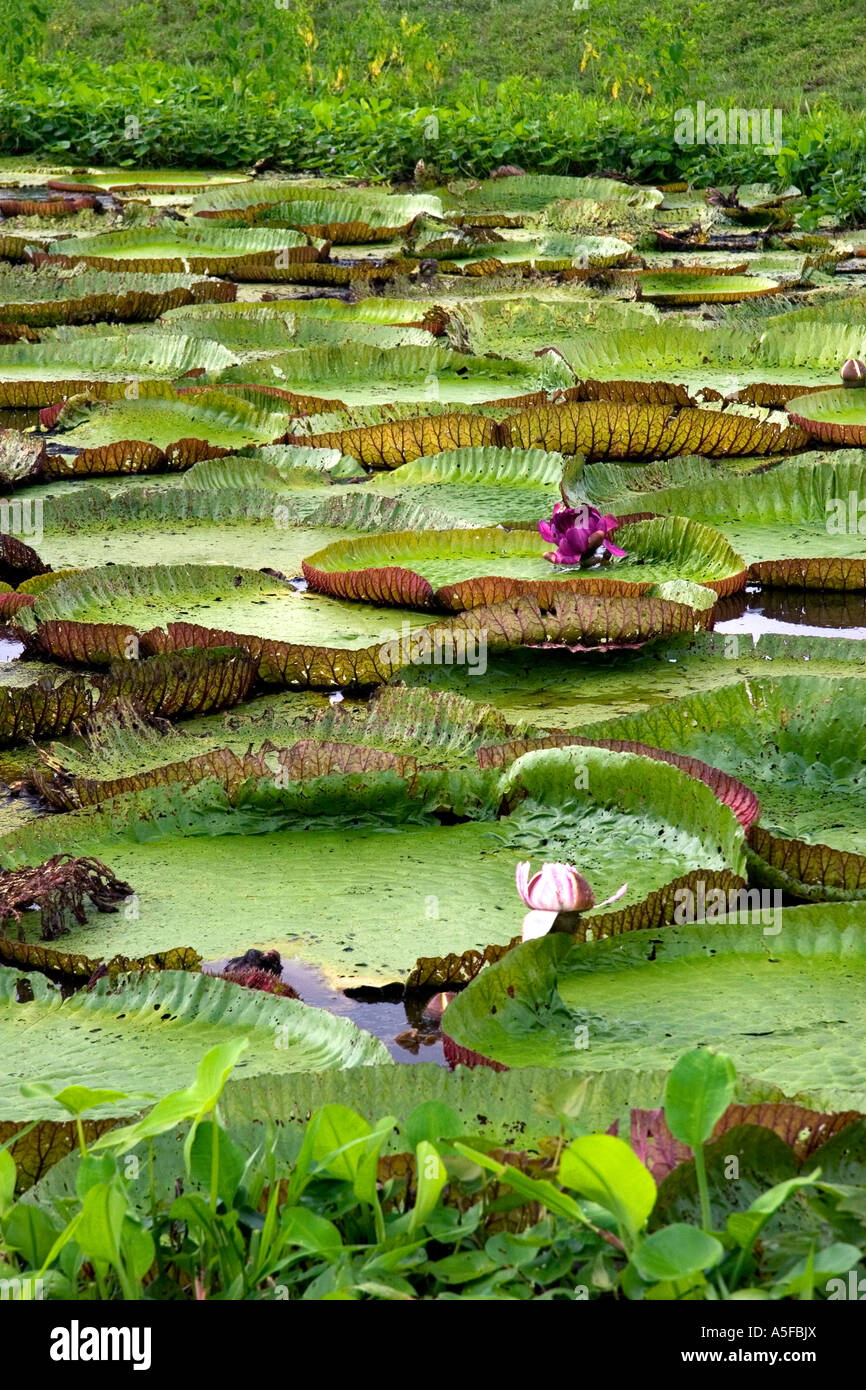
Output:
[1,0,864,222]
[33,0,866,108]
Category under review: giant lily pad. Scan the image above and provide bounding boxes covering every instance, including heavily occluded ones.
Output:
[40,385,288,472]
[210,195,430,243]
[395,629,866,730]
[192,182,440,221]
[437,175,660,216]
[154,306,434,356]
[538,321,858,408]
[436,233,633,275]
[581,674,866,871]
[572,453,866,583]
[363,446,563,525]
[442,905,866,1107]
[0,267,234,326]
[19,562,435,669]
[302,517,747,609]
[632,271,782,304]
[0,746,746,988]
[47,169,254,194]
[38,225,324,276]
[0,334,238,408]
[0,967,390,1124]
[503,400,807,459]
[787,387,866,447]
[213,344,574,407]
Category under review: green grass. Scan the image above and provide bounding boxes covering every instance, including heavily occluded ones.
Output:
[40,0,866,108]
[2,0,865,219]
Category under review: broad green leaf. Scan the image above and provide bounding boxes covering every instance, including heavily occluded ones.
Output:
[665,1049,738,1151]
[560,1134,656,1239]
[632,1224,724,1281]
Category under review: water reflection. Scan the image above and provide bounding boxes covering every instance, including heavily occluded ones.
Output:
[713,587,866,641]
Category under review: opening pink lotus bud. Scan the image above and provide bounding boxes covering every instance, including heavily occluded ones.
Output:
[516,861,596,912]
[841,358,866,384]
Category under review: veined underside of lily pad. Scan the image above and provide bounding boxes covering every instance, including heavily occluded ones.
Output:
[292,400,808,465]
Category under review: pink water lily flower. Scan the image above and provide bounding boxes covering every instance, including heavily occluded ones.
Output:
[538,502,626,567]
[516,861,628,942]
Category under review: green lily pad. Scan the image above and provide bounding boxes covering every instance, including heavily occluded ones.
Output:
[213,344,574,407]
[442,906,866,1108]
[0,267,234,326]
[788,387,866,446]
[582,674,866,859]
[363,446,563,525]
[0,967,390,1126]
[0,745,745,988]
[438,233,632,274]
[0,333,238,407]
[42,225,322,275]
[302,516,747,609]
[572,453,866,579]
[396,630,866,729]
[42,385,288,466]
[437,175,659,216]
[49,169,254,194]
[23,561,435,653]
[634,272,782,304]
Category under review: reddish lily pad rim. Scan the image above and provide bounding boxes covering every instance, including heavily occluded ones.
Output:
[301,520,748,611]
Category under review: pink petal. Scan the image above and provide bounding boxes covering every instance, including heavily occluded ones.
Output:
[598,882,628,908]
[532,863,590,910]
[515,860,532,907]
[603,539,627,558]
[538,520,556,543]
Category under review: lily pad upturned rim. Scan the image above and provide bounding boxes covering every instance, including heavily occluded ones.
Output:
[301,517,748,611]
[440,908,866,1099]
[787,387,866,446]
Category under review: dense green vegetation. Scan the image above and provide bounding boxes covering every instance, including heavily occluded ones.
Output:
[4,1042,866,1301]
[1,1,865,219]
